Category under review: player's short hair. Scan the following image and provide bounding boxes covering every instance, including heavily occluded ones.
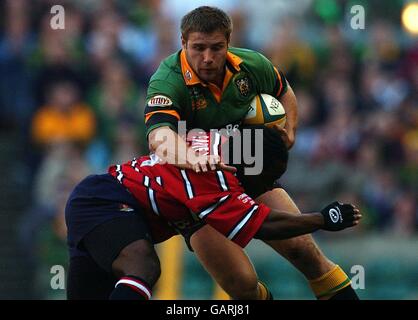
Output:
[181,6,232,41]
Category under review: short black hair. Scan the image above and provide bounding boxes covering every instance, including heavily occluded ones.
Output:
[181,6,232,41]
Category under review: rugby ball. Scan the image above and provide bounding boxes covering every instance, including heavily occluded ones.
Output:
[243,93,286,128]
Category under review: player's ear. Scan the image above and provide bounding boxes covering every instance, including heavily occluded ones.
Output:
[181,35,187,49]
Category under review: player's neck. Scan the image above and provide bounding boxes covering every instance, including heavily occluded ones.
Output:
[212,66,226,89]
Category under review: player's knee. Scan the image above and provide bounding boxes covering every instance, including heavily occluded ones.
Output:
[283,243,306,262]
[112,239,161,287]
[281,238,325,264]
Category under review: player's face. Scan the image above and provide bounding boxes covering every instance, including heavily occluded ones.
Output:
[182,31,228,84]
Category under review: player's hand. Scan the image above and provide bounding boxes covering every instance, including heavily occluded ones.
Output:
[320,201,362,231]
[189,152,237,174]
[272,125,295,150]
[196,153,219,173]
[215,162,237,173]
[200,157,236,173]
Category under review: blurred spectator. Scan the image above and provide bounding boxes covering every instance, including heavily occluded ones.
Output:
[31,80,96,148]
[159,0,239,37]
[88,60,140,144]
[111,116,145,164]
[85,59,146,171]
[86,8,126,69]
[263,18,317,86]
[0,0,36,129]
[33,5,89,107]
[17,142,90,298]
[290,88,321,158]
[128,13,177,86]
[312,104,360,164]
[229,9,249,48]
[391,191,417,236]
[365,20,401,68]
[362,170,400,230]
[240,0,312,49]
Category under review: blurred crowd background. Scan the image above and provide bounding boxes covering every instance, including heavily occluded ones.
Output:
[0,0,417,299]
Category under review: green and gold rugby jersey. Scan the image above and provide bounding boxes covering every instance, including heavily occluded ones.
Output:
[144,47,288,136]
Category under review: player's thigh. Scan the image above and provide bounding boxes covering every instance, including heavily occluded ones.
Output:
[256,187,300,214]
[190,224,259,299]
[256,188,330,264]
[82,214,159,283]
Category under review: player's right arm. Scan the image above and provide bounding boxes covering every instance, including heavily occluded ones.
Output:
[148,125,216,172]
[144,75,213,172]
[148,126,236,173]
[145,74,235,172]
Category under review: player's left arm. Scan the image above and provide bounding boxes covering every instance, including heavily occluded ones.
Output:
[254,52,299,149]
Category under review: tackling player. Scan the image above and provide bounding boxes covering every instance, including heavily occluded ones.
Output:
[65,126,361,300]
[145,6,360,299]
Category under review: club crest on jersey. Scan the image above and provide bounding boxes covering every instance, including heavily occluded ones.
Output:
[190,87,207,110]
[148,95,173,107]
[235,77,250,96]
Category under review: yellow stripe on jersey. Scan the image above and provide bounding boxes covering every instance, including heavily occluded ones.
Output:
[145,109,180,123]
[180,49,243,87]
[207,66,234,103]
[273,66,283,97]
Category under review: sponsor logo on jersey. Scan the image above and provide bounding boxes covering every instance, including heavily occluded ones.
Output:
[235,77,250,96]
[148,95,173,107]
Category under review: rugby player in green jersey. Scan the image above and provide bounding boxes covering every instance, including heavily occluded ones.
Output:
[145,6,359,300]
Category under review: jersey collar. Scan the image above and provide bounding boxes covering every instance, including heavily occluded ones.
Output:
[180,49,243,86]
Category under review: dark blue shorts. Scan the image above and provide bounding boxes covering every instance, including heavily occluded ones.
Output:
[65,174,152,265]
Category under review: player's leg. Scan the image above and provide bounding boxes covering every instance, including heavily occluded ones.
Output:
[190,224,272,300]
[65,174,160,300]
[67,254,117,300]
[256,187,358,300]
[81,215,160,300]
[257,188,334,277]
[67,215,160,300]
[143,165,273,300]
